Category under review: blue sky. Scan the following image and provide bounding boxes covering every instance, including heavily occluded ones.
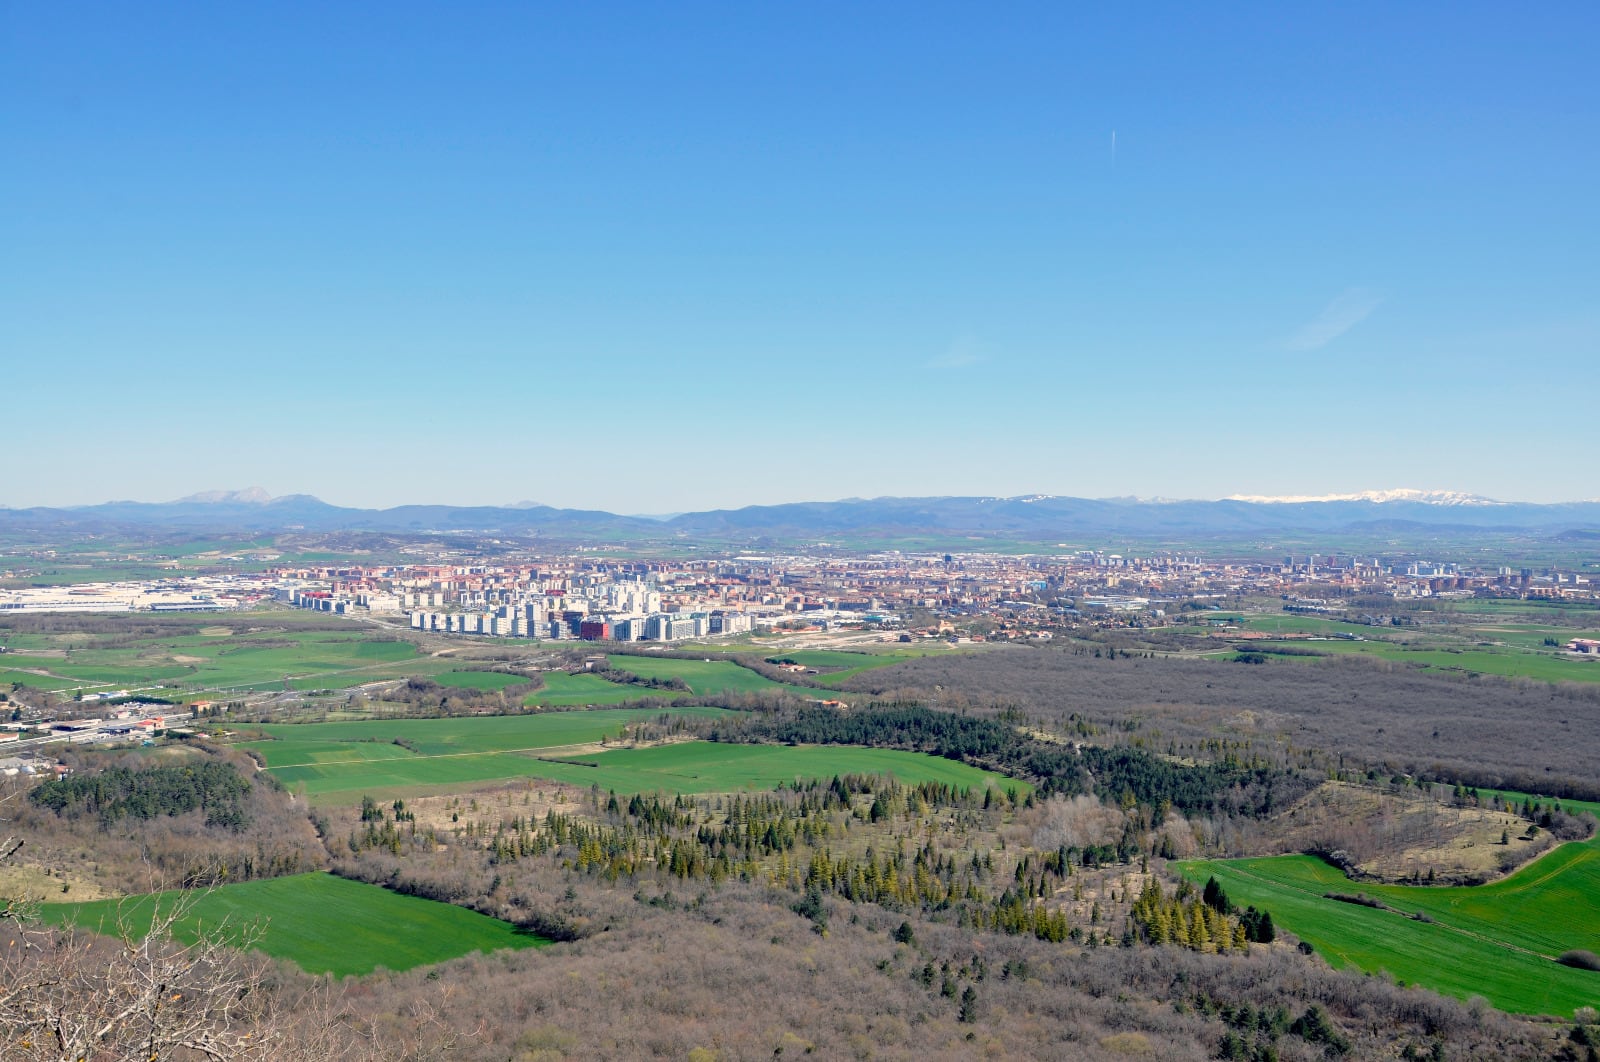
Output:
[4,2,1596,509]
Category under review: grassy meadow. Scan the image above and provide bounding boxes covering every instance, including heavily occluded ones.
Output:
[762,648,938,684]
[527,740,1029,797]
[1178,795,1600,1016]
[1252,637,1600,683]
[606,655,807,696]
[524,671,647,706]
[0,625,460,696]
[434,669,531,691]
[242,707,736,801]
[37,872,545,978]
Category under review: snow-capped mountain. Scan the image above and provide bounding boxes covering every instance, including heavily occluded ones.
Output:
[174,487,278,505]
[1224,489,1503,507]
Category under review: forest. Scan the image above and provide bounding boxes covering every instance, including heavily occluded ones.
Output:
[845,644,1600,800]
[704,703,1312,818]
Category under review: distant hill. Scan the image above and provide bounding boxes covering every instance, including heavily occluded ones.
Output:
[2,490,1599,544]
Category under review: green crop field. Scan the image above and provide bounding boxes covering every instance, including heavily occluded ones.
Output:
[0,667,88,692]
[0,628,459,696]
[434,670,530,691]
[525,671,642,706]
[1464,623,1600,651]
[761,648,934,684]
[37,872,545,978]
[1178,799,1600,1016]
[1253,638,1600,683]
[243,707,737,802]
[526,740,1029,797]
[607,656,807,696]
[1238,615,1385,637]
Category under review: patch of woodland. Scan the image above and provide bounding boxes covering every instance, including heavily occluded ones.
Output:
[1230,780,1596,885]
[843,644,1600,802]
[702,703,1315,819]
[3,747,324,895]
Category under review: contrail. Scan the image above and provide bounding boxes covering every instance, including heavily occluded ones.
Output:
[1111,130,1117,163]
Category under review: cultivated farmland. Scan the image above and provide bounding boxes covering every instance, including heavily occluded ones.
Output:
[37,872,545,978]
[606,655,808,696]
[242,707,736,801]
[1178,797,1600,1016]
[524,740,1027,796]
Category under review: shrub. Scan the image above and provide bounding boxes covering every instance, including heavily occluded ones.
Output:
[1557,950,1600,972]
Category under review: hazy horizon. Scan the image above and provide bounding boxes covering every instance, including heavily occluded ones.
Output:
[7,485,1599,513]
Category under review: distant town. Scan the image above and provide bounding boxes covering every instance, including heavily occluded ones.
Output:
[4,548,1595,646]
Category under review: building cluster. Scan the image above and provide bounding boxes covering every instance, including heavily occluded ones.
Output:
[2,547,1592,640]
[259,547,1593,643]
[0,577,262,614]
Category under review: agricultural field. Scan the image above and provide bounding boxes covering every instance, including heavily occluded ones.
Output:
[242,707,737,802]
[1176,598,1600,685]
[0,666,88,692]
[434,669,530,691]
[524,671,644,706]
[1252,637,1600,683]
[1178,794,1600,1016]
[525,740,1029,797]
[760,648,937,684]
[37,872,545,978]
[606,655,807,696]
[0,622,461,696]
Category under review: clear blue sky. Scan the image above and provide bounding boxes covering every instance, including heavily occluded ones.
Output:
[4,2,1596,510]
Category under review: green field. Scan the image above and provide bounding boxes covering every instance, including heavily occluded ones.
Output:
[244,710,1028,802]
[435,670,530,691]
[1178,800,1600,1016]
[0,666,88,692]
[524,658,817,705]
[1253,637,1600,683]
[0,627,460,695]
[526,671,645,706]
[37,872,545,978]
[607,656,808,696]
[1238,615,1390,637]
[761,648,934,684]
[527,740,1029,797]
[243,707,736,801]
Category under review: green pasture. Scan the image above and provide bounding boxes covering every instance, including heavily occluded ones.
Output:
[607,656,807,696]
[0,630,454,694]
[1254,638,1600,683]
[1238,615,1381,637]
[762,648,933,684]
[37,872,545,978]
[525,671,642,706]
[528,740,1029,797]
[1464,624,1600,651]
[243,707,735,801]
[1461,599,1600,616]
[0,667,88,692]
[435,670,530,691]
[1178,816,1600,1017]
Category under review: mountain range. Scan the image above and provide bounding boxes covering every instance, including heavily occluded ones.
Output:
[3,489,1600,543]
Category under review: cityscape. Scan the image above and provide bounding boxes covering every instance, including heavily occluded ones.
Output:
[5,3,1598,1059]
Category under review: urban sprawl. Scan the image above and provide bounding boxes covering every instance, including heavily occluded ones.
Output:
[4,550,1596,646]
